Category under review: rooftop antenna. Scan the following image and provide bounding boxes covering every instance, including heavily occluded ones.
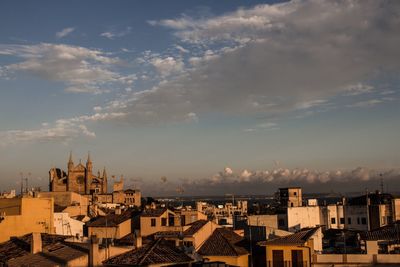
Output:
[19,172,23,196]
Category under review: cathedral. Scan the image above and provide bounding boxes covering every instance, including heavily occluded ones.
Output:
[49,152,107,194]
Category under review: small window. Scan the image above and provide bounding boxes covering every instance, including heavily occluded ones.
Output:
[294,192,297,196]
[331,218,336,224]
[151,218,156,227]
[340,218,345,224]
[357,217,360,224]
[361,217,367,225]
[161,218,167,226]
[348,218,352,224]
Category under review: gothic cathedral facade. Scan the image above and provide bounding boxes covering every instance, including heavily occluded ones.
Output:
[49,152,108,194]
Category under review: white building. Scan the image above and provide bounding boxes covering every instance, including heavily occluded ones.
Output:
[54,212,88,237]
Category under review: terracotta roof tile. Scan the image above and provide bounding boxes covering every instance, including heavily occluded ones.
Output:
[361,221,400,241]
[198,228,248,257]
[103,238,193,266]
[258,227,319,246]
[141,208,168,217]
[183,220,209,236]
[86,210,133,227]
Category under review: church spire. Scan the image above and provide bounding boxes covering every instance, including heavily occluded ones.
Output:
[68,151,73,163]
[86,151,93,172]
[102,167,107,179]
[68,151,74,171]
[87,151,91,163]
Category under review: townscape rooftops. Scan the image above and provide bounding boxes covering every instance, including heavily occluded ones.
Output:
[348,192,393,206]
[86,209,133,227]
[198,228,248,257]
[0,233,72,264]
[141,208,168,217]
[259,227,320,246]
[103,238,193,266]
[361,221,400,241]
[7,242,89,266]
[183,219,209,236]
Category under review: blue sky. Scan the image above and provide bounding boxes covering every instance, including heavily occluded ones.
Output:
[0,0,399,196]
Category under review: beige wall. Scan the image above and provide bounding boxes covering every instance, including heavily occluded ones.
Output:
[140,210,179,237]
[287,206,321,232]
[0,197,54,242]
[248,214,278,228]
[88,218,131,239]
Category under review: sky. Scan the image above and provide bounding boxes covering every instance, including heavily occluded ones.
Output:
[0,0,399,196]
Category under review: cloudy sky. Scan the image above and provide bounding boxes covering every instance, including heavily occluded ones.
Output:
[0,0,399,196]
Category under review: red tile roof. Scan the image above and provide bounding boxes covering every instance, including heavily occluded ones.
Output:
[103,238,193,266]
[258,227,320,246]
[183,220,209,236]
[198,228,249,257]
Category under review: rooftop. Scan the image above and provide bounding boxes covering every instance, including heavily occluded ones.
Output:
[0,233,77,265]
[183,220,209,236]
[259,227,320,246]
[103,238,193,266]
[86,209,134,227]
[362,221,400,241]
[198,228,248,257]
[141,208,168,217]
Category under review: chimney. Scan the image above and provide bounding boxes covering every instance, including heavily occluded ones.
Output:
[115,206,122,215]
[31,232,42,254]
[134,230,142,248]
[89,235,100,267]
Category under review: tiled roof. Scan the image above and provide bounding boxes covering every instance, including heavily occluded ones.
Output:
[86,209,133,227]
[8,242,88,266]
[198,228,249,257]
[0,233,73,264]
[115,233,135,246]
[259,227,319,246]
[183,220,208,236]
[361,221,400,241]
[103,238,193,266]
[141,208,167,217]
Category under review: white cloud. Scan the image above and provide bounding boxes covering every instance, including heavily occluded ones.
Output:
[0,112,126,146]
[343,83,374,96]
[0,43,126,94]
[100,27,132,39]
[56,27,75,38]
[150,56,184,76]
[114,0,400,125]
[347,99,383,108]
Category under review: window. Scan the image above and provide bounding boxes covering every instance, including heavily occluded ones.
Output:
[161,218,167,226]
[348,218,352,224]
[331,218,336,224]
[294,192,297,196]
[361,217,367,225]
[151,218,156,227]
[357,217,360,224]
[340,218,345,224]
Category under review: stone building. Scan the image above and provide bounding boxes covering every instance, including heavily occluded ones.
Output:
[49,152,107,194]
